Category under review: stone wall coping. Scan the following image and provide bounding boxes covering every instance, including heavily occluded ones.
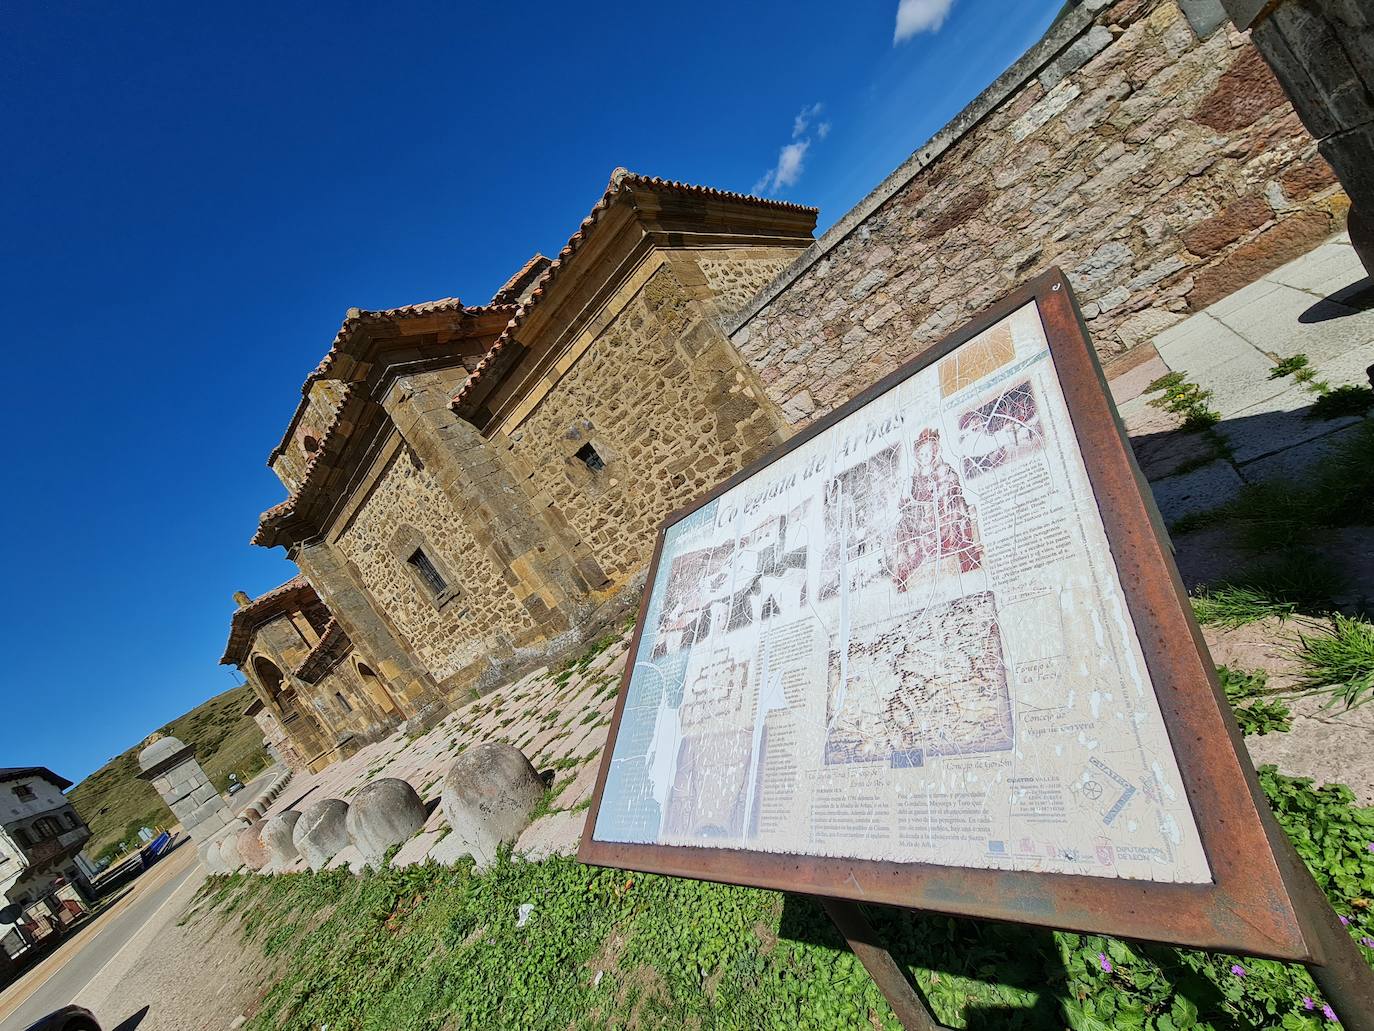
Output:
[724,0,1110,338]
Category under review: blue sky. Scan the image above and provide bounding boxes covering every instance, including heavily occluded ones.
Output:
[0,0,1061,783]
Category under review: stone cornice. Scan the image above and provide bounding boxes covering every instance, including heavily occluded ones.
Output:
[450,168,818,428]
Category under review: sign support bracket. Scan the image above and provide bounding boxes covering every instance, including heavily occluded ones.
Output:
[821,898,952,1031]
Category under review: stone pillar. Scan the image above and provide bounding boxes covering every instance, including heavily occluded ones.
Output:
[293,540,444,724]
[1222,0,1374,270]
[137,735,234,846]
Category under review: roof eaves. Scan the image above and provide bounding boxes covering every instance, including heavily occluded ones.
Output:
[449,169,818,415]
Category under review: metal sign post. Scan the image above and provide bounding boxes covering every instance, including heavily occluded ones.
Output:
[578,269,1374,1029]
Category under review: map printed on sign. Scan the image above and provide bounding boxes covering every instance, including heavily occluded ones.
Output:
[592,300,1212,884]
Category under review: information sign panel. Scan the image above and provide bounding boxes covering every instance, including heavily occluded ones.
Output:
[579,270,1336,965]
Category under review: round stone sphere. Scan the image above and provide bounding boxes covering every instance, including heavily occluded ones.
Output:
[441,742,545,866]
[200,839,226,875]
[293,798,351,871]
[236,819,270,872]
[217,831,246,873]
[261,810,302,870]
[345,778,426,868]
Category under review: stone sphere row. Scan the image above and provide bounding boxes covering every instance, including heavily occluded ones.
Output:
[202,742,546,875]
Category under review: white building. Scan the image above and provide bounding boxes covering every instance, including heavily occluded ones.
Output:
[0,767,92,967]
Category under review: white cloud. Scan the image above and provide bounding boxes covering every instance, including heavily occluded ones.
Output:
[793,102,823,139]
[894,0,954,43]
[753,105,829,196]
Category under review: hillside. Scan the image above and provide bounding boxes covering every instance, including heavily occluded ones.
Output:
[68,682,272,860]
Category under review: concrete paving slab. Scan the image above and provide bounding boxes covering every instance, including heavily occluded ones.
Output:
[1149,460,1245,524]
[1153,313,1257,376]
[1188,352,1288,418]
[1215,385,1361,464]
[1199,277,1283,321]
[1238,420,1366,483]
[1108,353,1169,406]
[1216,282,1373,364]
[1262,241,1367,295]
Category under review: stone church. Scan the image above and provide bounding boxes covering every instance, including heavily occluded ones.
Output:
[226,0,1363,772]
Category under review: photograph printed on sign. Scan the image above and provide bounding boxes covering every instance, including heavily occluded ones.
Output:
[593,300,1211,884]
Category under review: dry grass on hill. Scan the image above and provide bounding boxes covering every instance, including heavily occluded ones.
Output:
[68,683,271,860]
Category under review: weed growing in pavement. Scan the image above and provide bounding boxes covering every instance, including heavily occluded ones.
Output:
[206,766,1374,1031]
[1269,354,1310,379]
[1217,665,1292,736]
[1146,371,1221,430]
[1295,614,1374,709]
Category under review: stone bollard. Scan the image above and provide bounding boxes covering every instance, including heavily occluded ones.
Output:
[236,819,270,872]
[218,831,246,873]
[261,811,303,871]
[345,778,426,868]
[441,742,545,867]
[293,798,351,871]
[136,735,234,846]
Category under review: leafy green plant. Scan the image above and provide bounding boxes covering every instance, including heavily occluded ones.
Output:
[1146,372,1221,430]
[1269,354,1309,380]
[1294,614,1374,709]
[1217,666,1292,735]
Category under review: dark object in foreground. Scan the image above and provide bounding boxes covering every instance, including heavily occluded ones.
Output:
[23,1005,102,1031]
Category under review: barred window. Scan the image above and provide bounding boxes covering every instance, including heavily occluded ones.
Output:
[407,547,448,597]
[575,442,605,472]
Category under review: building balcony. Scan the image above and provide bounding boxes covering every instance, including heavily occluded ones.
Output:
[21,827,90,869]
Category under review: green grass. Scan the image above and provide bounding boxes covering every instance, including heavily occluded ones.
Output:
[69,682,271,860]
[1294,614,1374,709]
[202,767,1374,1031]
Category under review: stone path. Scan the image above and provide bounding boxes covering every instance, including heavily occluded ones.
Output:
[254,631,630,871]
[1111,231,1373,523]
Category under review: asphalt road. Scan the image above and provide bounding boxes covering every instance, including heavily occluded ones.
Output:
[0,848,199,1031]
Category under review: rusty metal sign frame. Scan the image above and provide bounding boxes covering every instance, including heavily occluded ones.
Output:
[578,268,1369,1015]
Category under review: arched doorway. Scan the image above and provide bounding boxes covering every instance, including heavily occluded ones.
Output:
[355,662,400,715]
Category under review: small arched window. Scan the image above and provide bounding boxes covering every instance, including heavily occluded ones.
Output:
[302,435,320,454]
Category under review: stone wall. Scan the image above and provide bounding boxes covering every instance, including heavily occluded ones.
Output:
[500,260,785,588]
[334,442,539,688]
[310,659,397,745]
[729,0,1348,426]
[271,380,348,492]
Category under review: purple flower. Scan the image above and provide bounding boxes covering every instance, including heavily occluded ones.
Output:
[1361,936,1374,948]
[1098,952,1112,973]
[1323,1003,1339,1022]
[1304,997,1316,1010]
[1230,963,1246,977]
[1339,915,1350,926]
[1367,842,1374,854]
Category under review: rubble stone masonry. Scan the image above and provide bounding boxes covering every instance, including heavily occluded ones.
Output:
[334,441,539,687]
[728,0,1349,426]
[499,259,785,589]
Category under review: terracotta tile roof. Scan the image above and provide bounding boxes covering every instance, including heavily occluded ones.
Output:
[220,575,317,666]
[269,299,518,464]
[254,383,362,546]
[491,254,551,305]
[450,169,818,413]
[293,617,352,683]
